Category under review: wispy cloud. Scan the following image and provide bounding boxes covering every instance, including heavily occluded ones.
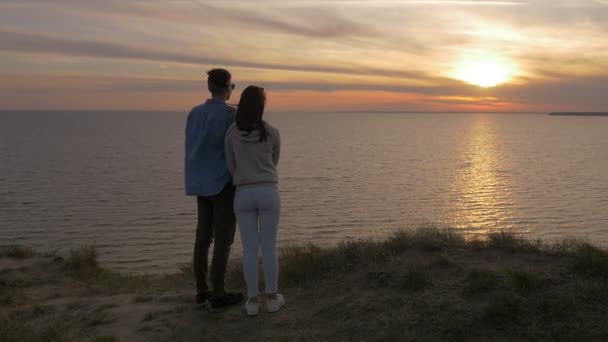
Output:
[0,30,450,82]
[197,0,522,7]
[1,0,607,111]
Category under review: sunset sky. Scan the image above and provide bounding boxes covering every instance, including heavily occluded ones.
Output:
[1,0,607,112]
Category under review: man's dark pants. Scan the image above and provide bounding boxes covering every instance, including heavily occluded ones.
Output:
[193,183,236,297]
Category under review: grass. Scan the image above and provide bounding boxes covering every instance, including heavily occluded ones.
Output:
[0,288,22,306]
[0,315,34,342]
[83,306,116,327]
[535,290,578,322]
[487,231,541,253]
[367,265,431,291]
[385,225,465,252]
[94,337,119,342]
[1,312,76,342]
[396,264,431,291]
[2,227,608,342]
[133,293,154,303]
[1,301,120,342]
[59,246,159,294]
[63,246,99,276]
[0,245,35,259]
[507,269,543,293]
[432,254,457,268]
[571,243,608,279]
[462,269,501,297]
[278,226,463,284]
[279,244,338,284]
[142,306,188,323]
[482,293,526,327]
[0,314,118,342]
[259,227,608,341]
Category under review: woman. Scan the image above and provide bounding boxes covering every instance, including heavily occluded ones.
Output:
[225,86,284,316]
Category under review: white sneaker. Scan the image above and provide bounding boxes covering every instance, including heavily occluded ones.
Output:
[266,294,285,313]
[245,300,259,316]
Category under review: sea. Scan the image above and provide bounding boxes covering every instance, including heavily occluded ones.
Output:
[1,111,607,273]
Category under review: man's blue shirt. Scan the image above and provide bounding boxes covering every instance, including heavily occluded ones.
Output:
[185,99,236,196]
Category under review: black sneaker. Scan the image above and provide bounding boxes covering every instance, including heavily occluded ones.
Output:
[209,292,244,310]
[196,291,212,305]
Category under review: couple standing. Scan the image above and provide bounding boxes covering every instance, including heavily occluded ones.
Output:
[185,68,284,316]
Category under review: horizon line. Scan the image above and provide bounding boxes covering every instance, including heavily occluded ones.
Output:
[0,109,551,115]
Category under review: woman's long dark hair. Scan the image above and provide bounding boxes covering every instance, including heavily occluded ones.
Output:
[236,86,267,142]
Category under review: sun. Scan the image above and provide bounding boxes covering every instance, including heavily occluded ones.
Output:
[453,58,514,88]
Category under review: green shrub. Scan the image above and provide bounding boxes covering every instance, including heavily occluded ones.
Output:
[487,232,539,252]
[0,245,34,259]
[64,246,99,276]
[463,269,501,297]
[508,270,542,294]
[572,243,608,278]
[397,264,431,291]
[482,293,526,327]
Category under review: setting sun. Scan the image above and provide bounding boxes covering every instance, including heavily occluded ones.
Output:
[453,59,514,88]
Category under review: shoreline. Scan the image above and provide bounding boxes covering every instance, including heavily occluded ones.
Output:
[2,227,608,341]
[549,112,608,116]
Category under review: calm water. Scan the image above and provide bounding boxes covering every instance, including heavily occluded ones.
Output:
[2,111,608,273]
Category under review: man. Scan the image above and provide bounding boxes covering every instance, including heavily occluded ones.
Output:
[185,68,243,309]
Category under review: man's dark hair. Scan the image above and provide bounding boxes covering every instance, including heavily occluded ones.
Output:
[207,68,232,94]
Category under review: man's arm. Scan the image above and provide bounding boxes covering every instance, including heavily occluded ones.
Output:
[225,131,236,176]
[185,111,192,137]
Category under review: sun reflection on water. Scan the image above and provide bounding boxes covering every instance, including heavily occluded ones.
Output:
[449,115,514,237]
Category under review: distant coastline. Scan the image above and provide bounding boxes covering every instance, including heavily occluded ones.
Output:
[549,112,608,116]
